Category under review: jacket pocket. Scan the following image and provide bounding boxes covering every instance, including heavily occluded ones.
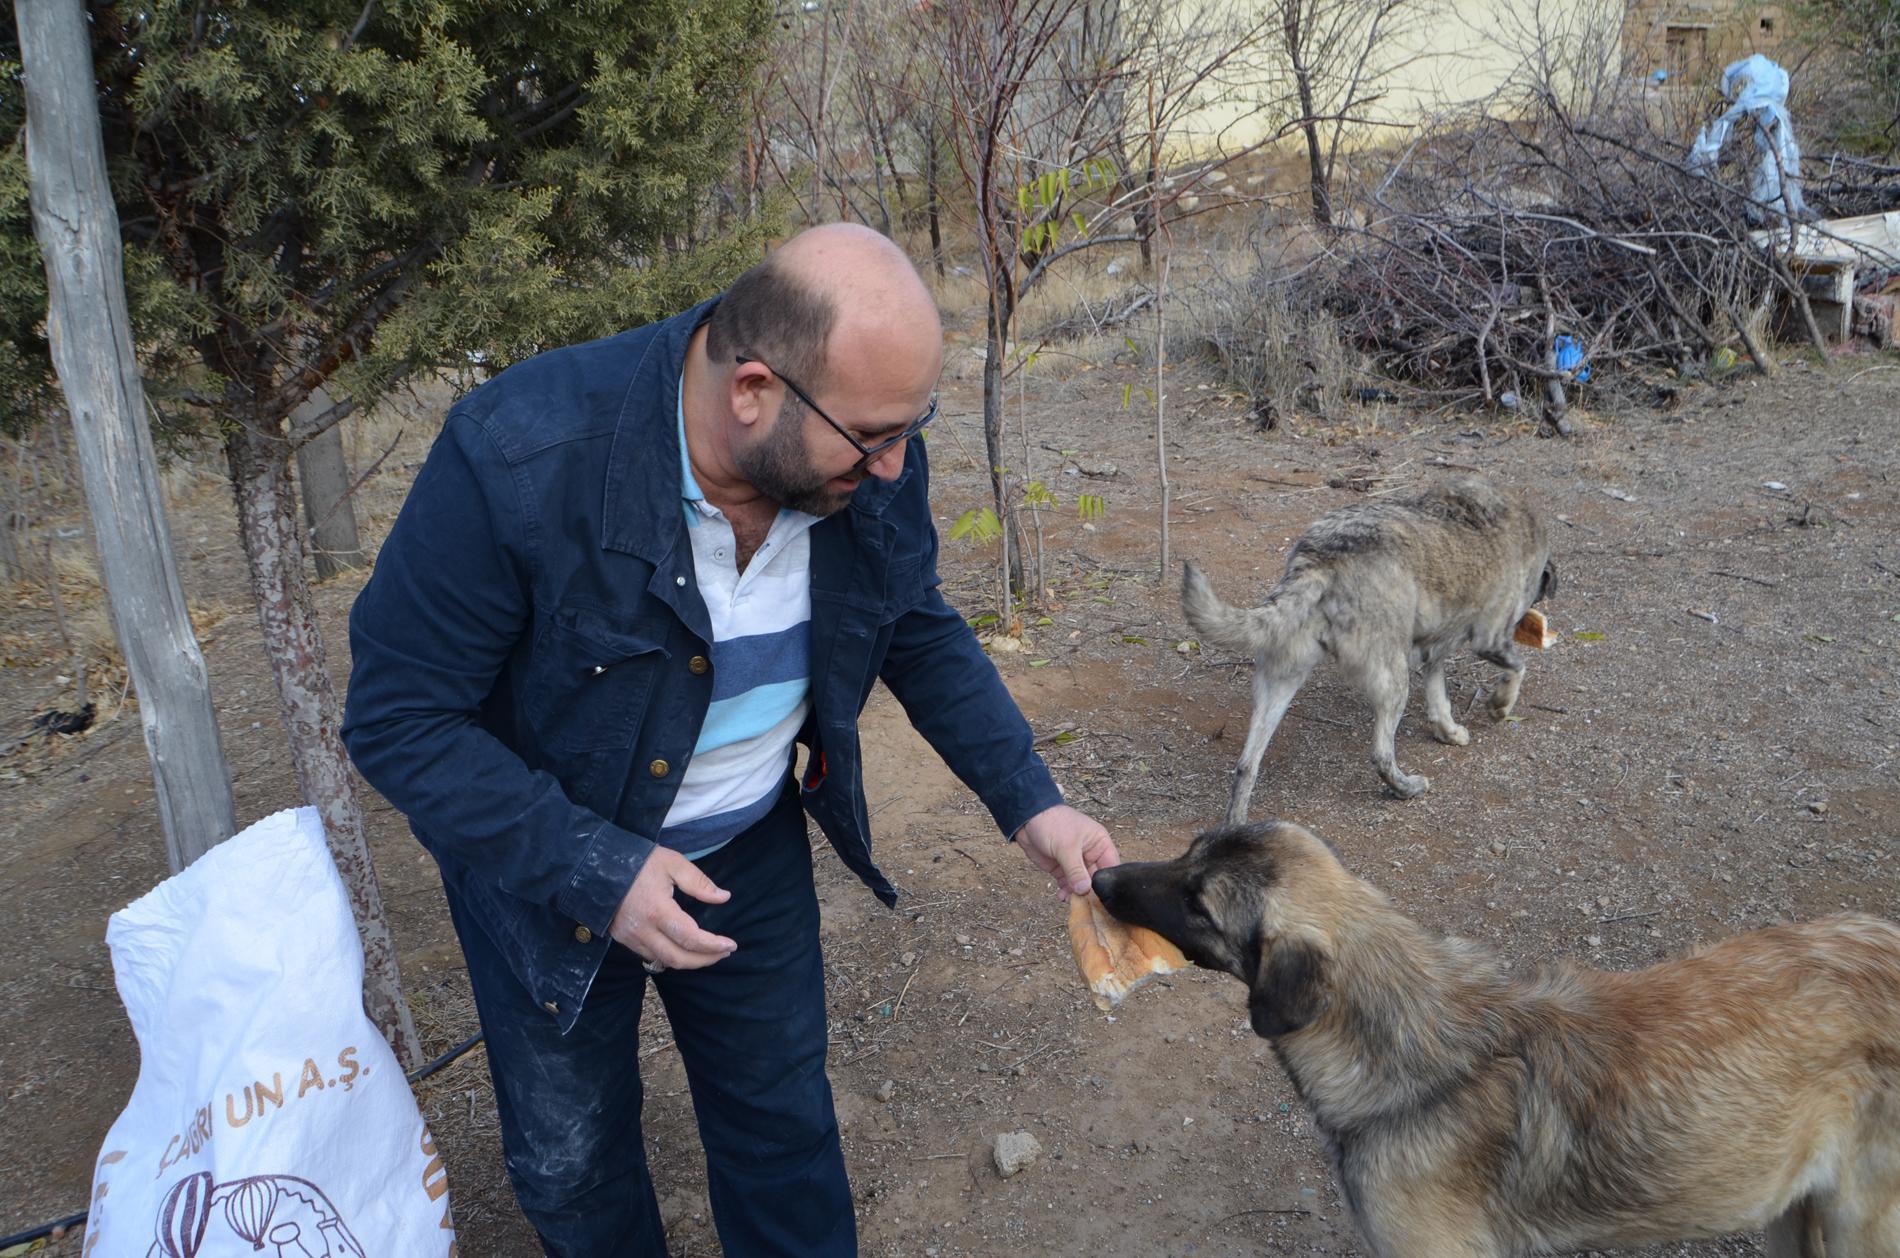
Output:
[528,603,671,753]
[879,555,926,624]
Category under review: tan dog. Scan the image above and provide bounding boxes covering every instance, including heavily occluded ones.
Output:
[1092,821,1900,1257]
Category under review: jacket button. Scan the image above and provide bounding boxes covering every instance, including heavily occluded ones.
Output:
[542,1000,560,1015]
[649,758,670,778]
[688,655,710,675]
[573,925,593,944]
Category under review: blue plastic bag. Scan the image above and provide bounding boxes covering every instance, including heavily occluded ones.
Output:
[1553,335,1590,382]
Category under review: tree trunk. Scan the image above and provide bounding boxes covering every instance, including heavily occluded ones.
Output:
[1137,143,1159,270]
[1286,4,1332,229]
[0,504,21,582]
[226,420,422,1070]
[981,295,1019,608]
[292,384,366,580]
[18,0,237,871]
[925,117,944,277]
[1155,226,1171,579]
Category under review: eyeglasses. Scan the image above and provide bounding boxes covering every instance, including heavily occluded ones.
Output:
[735,355,938,474]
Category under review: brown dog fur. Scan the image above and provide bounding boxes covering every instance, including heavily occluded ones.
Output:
[1092,821,1900,1257]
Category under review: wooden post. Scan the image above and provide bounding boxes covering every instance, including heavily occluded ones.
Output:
[292,384,366,580]
[17,0,237,869]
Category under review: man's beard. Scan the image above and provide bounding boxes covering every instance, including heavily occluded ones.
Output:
[733,396,861,517]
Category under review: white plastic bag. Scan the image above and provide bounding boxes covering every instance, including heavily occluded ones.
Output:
[83,807,456,1257]
[1688,53,1809,222]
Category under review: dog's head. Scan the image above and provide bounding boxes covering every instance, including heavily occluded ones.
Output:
[1092,822,1354,1039]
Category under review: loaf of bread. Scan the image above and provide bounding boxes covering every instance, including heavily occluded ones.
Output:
[1514,608,1556,649]
[1067,891,1190,1011]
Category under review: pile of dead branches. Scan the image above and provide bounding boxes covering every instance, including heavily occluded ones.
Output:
[1318,93,1849,426]
[1801,153,1900,219]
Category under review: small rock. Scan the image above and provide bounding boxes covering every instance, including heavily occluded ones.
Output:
[955,934,973,946]
[875,1079,896,1103]
[1808,801,1829,816]
[901,951,916,966]
[1586,934,1603,948]
[1490,840,1507,855]
[658,1189,708,1230]
[994,1130,1043,1178]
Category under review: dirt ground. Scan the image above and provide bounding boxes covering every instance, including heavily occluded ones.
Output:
[3,330,1898,1257]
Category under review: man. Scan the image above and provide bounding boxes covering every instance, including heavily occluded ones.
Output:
[342,224,1118,1256]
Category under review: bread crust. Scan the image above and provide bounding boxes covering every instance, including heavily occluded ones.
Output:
[1068,892,1190,1010]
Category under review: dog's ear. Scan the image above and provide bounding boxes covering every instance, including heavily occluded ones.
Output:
[1248,938,1329,1038]
[1537,559,1559,603]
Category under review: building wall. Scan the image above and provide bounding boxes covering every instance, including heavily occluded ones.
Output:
[1623,0,1791,84]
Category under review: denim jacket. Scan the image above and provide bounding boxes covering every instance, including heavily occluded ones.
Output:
[342,300,1062,1030]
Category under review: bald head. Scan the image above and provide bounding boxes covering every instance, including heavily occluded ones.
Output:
[704,224,941,394]
[773,224,939,356]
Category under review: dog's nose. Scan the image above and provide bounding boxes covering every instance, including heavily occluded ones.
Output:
[1090,866,1120,904]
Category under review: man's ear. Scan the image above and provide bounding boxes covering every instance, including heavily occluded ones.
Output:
[729,357,775,429]
[1248,938,1329,1038]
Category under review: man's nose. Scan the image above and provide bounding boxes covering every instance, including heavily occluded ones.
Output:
[866,439,907,481]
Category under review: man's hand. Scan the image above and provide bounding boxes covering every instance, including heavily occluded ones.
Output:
[608,849,738,970]
[1014,804,1119,899]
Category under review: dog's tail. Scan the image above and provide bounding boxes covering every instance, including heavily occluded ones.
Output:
[1181,561,1325,659]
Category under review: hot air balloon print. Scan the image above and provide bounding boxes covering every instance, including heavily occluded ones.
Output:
[222,1176,282,1250]
[267,1221,316,1257]
[153,1171,214,1258]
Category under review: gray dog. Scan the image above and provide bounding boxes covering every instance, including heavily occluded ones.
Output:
[1183,476,1553,812]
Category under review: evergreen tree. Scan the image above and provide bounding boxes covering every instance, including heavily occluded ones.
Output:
[3,0,771,1064]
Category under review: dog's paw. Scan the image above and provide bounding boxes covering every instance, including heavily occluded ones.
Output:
[1385,772,1431,799]
[1433,722,1471,747]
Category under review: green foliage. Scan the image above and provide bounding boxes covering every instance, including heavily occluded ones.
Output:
[0,0,772,439]
[0,54,51,430]
[948,505,1002,543]
[1013,158,1116,259]
[1796,0,1900,150]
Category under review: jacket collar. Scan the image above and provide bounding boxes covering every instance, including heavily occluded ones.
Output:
[601,298,719,562]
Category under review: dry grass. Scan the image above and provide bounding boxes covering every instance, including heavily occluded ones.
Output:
[1180,229,1370,430]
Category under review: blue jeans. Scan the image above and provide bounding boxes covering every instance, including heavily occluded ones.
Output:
[451,780,855,1256]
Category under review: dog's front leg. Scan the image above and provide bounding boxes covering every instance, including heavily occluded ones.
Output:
[1225,667,1306,823]
[1357,1205,1508,1258]
[1476,644,1526,721]
[1423,661,1471,746]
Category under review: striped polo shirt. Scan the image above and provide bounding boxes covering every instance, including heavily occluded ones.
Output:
[658,387,819,860]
